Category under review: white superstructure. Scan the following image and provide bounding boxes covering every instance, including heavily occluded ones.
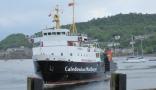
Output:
[32,4,103,63]
[33,28,102,62]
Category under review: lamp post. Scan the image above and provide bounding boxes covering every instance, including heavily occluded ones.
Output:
[113,35,120,56]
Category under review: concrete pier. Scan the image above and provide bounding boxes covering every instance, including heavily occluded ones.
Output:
[110,73,127,90]
[27,77,44,90]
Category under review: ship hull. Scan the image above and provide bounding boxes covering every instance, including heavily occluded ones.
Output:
[34,60,106,83]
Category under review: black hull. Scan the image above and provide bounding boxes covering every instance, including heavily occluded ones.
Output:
[34,61,106,83]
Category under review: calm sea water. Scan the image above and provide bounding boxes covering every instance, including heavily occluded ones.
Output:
[0,60,34,90]
[114,56,156,90]
[0,57,156,90]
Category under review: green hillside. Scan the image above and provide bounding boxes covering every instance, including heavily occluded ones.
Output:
[75,13,156,41]
[0,33,32,50]
[64,13,156,53]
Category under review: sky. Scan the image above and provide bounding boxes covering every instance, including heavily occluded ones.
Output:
[0,0,156,40]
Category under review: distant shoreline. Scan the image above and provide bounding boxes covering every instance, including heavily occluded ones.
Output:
[0,47,32,60]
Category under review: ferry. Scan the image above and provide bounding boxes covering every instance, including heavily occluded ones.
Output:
[32,1,114,83]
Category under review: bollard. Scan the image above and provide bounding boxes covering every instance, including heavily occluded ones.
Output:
[27,77,44,90]
[110,73,126,90]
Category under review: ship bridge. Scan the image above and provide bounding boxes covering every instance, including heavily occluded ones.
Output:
[42,28,70,36]
[33,28,80,47]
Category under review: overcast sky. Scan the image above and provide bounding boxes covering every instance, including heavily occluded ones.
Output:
[0,0,156,40]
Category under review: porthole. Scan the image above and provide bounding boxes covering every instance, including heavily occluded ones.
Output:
[70,53,73,56]
[61,53,63,56]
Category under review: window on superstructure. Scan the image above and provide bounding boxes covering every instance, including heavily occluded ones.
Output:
[33,42,40,47]
[57,32,61,35]
[67,32,70,36]
[44,33,47,36]
[61,53,63,56]
[48,32,51,35]
[52,32,56,35]
[51,53,54,56]
[96,53,100,58]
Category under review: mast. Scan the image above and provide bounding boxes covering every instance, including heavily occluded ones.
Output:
[54,5,60,29]
[140,38,143,57]
[69,0,77,33]
[131,35,135,56]
[49,5,61,29]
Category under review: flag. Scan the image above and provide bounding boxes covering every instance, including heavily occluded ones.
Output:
[68,3,74,6]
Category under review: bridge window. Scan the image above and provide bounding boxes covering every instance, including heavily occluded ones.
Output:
[57,32,61,35]
[52,32,56,35]
[62,32,65,35]
[48,32,51,35]
[44,33,47,36]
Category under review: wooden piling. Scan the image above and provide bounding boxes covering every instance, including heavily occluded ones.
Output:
[27,77,44,90]
[110,73,126,90]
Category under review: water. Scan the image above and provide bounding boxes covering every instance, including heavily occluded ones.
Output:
[0,60,34,90]
[0,57,156,90]
[114,56,156,90]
